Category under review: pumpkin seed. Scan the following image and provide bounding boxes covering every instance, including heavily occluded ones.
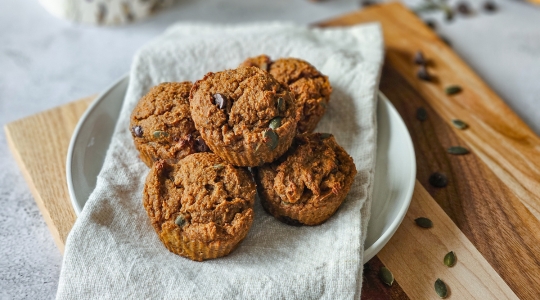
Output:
[445,85,462,95]
[415,217,433,228]
[175,215,185,227]
[153,131,169,139]
[414,51,427,65]
[451,119,468,130]
[379,266,394,286]
[447,146,469,155]
[269,117,282,130]
[277,97,285,112]
[429,172,448,188]
[213,164,224,170]
[444,251,456,267]
[435,278,448,298]
[416,107,428,121]
[262,129,279,150]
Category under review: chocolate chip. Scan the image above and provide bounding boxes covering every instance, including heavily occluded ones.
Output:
[456,2,472,15]
[417,66,432,81]
[429,172,448,188]
[483,1,497,12]
[195,137,209,152]
[213,93,227,109]
[414,51,426,65]
[131,126,143,137]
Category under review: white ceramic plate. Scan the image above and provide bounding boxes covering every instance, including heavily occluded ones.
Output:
[66,75,416,261]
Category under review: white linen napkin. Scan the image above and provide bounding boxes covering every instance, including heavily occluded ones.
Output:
[57,22,383,299]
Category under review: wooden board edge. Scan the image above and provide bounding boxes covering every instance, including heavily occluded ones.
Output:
[4,124,66,253]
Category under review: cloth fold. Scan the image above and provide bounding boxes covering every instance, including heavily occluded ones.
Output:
[57,22,383,299]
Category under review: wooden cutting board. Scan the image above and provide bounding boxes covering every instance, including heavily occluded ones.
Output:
[5,3,540,299]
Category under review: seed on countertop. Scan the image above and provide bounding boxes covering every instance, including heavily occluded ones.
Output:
[195,137,209,152]
[483,1,497,12]
[429,172,448,188]
[415,217,433,228]
[269,117,282,130]
[447,146,469,155]
[175,215,185,227]
[262,128,279,150]
[444,251,457,267]
[414,51,427,65]
[435,278,449,298]
[277,97,285,112]
[379,266,394,286]
[153,130,169,139]
[417,66,432,81]
[213,93,227,109]
[445,85,462,95]
[456,2,472,15]
[416,107,428,121]
[451,119,468,130]
[132,125,143,137]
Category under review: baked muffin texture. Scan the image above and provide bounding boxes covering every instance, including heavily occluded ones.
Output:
[190,67,299,167]
[143,153,256,261]
[130,82,209,167]
[253,133,356,226]
[240,55,332,133]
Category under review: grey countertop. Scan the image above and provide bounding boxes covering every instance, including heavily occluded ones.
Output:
[1,0,539,298]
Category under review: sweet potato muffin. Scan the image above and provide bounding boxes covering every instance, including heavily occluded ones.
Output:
[190,67,299,167]
[143,153,256,261]
[253,133,356,226]
[240,55,332,133]
[130,82,209,167]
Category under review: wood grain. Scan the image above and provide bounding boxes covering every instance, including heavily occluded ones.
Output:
[4,97,94,253]
[378,181,518,299]
[320,2,540,220]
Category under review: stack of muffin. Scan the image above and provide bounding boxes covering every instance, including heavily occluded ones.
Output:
[130,55,357,261]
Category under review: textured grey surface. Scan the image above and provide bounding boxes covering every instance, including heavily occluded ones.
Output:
[1,0,539,298]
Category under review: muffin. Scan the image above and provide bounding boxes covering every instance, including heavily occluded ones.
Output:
[130,82,209,167]
[190,67,299,167]
[253,133,356,226]
[240,55,332,133]
[143,153,256,261]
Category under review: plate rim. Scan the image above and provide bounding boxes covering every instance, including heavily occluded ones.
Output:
[66,75,416,259]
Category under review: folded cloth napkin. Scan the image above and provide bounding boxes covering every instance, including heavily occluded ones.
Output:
[57,22,383,299]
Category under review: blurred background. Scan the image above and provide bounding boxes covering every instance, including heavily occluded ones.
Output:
[1,0,539,298]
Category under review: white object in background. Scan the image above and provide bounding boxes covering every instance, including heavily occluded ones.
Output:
[38,0,175,25]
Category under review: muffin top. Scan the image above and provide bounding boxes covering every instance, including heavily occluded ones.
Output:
[130,82,208,164]
[144,153,256,243]
[240,55,332,133]
[255,133,356,207]
[190,67,298,153]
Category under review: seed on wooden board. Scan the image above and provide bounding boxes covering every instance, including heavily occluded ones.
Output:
[153,131,169,139]
[414,51,427,65]
[445,85,462,95]
[415,217,433,228]
[379,266,394,286]
[451,119,468,130]
[429,172,448,188]
[416,107,428,121]
[435,278,449,298]
[417,66,432,81]
[444,251,457,267]
[447,146,469,155]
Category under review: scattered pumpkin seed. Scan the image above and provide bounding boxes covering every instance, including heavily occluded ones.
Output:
[153,131,169,139]
[175,215,185,227]
[213,164,225,170]
[416,107,428,121]
[277,97,285,112]
[414,51,427,65]
[447,146,469,155]
[435,278,448,298]
[429,172,448,188]
[269,117,282,130]
[417,65,432,81]
[444,251,457,267]
[451,119,468,130]
[262,129,279,150]
[379,266,394,286]
[415,217,433,228]
[445,85,462,95]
